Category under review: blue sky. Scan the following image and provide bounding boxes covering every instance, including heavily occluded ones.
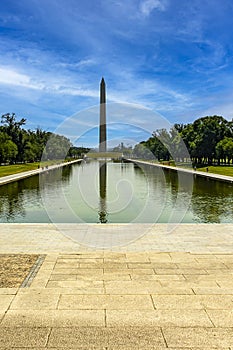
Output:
[0,0,233,146]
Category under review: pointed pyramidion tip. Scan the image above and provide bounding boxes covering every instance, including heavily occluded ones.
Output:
[101,77,105,84]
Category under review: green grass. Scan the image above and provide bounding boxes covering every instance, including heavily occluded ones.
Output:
[0,159,80,178]
[197,166,233,177]
[2,160,232,179]
[0,163,39,177]
[133,159,233,177]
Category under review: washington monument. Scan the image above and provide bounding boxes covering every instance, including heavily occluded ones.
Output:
[99,77,107,152]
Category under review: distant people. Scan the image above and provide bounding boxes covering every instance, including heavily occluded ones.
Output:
[206,167,208,172]
[194,166,196,171]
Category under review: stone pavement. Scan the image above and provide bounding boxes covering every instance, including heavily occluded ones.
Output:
[1,223,233,253]
[0,224,233,348]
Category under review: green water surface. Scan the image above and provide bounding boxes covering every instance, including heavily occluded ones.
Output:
[0,161,232,223]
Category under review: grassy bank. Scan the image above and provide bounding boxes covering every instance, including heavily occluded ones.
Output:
[154,160,233,177]
[197,166,233,177]
[0,163,39,177]
[133,159,233,177]
[0,159,79,178]
[1,160,233,178]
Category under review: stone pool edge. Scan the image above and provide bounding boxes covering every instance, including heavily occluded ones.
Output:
[0,222,233,253]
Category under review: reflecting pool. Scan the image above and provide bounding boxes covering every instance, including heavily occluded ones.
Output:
[0,161,232,223]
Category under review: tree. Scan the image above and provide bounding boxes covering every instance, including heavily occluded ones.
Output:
[141,135,169,160]
[180,116,232,165]
[1,113,26,135]
[1,113,26,163]
[42,133,72,160]
[133,115,233,166]
[0,132,18,164]
[133,142,154,159]
[216,137,233,165]
[68,146,91,158]
[0,114,75,164]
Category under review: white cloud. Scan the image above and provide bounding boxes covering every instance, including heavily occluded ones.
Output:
[0,66,99,99]
[0,67,31,86]
[57,87,98,98]
[0,66,47,91]
[199,96,233,120]
[57,59,97,69]
[140,0,167,16]
[0,63,193,120]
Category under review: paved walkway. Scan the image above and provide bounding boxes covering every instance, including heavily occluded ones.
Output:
[0,223,233,348]
[130,159,233,183]
[0,223,233,253]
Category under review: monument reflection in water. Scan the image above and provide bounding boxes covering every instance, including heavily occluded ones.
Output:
[98,161,107,223]
[98,77,108,223]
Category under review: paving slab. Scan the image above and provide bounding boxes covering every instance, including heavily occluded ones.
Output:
[163,327,233,348]
[207,309,233,327]
[193,287,233,294]
[177,262,228,269]
[52,268,104,275]
[128,262,177,269]
[48,327,166,347]
[46,280,104,293]
[159,280,219,288]
[1,309,105,327]
[0,295,15,311]
[102,274,132,281]
[49,274,78,281]
[106,309,213,327]
[130,274,185,281]
[148,252,172,261]
[105,280,193,295]
[215,280,233,287]
[51,272,131,281]
[0,288,18,295]
[104,280,161,294]
[79,262,129,269]
[152,294,233,309]
[104,268,155,275]
[183,274,228,281]
[9,289,60,310]
[0,327,50,347]
[154,268,208,275]
[58,294,154,310]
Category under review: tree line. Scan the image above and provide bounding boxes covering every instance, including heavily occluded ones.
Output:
[133,115,233,166]
[1,113,232,166]
[0,113,88,165]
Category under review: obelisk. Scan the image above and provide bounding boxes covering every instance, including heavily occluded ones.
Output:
[99,78,107,222]
[99,77,106,153]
